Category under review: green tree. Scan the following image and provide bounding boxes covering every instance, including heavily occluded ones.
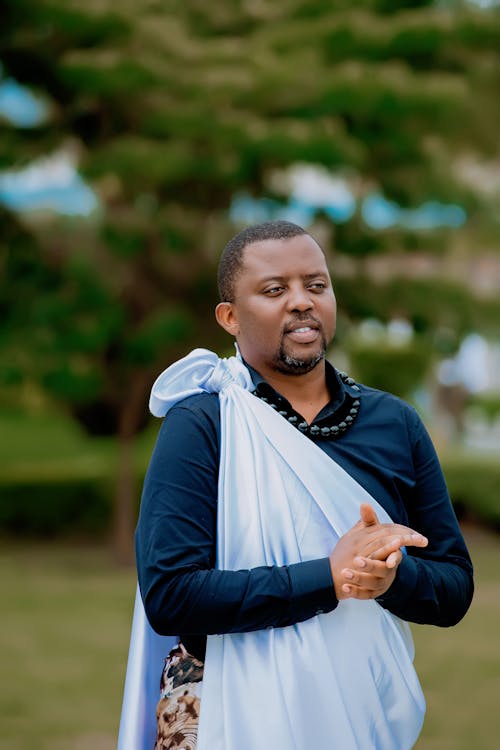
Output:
[2,0,500,559]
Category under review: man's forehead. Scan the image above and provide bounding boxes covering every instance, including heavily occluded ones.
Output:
[241,235,327,269]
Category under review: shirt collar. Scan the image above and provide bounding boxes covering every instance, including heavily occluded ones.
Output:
[243,358,348,423]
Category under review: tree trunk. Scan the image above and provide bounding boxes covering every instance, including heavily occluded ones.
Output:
[114,429,136,565]
[113,370,151,565]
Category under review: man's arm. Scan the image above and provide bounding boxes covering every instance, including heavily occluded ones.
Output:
[136,399,338,635]
[137,397,438,635]
[352,408,473,626]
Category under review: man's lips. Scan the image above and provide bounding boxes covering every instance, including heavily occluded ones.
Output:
[284,319,320,334]
[284,321,321,344]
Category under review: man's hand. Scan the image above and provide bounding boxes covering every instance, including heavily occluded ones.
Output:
[329,503,428,601]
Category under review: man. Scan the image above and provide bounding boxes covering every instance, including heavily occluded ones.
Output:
[132,220,473,750]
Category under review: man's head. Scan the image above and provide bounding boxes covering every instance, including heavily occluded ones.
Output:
[215,221,336,380]
[218,220,308,303]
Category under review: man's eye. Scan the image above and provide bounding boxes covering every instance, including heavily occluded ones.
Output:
[264,286,284,295]
[308,282,326,291]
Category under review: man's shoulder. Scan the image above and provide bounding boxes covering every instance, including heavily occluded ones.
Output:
[356,381,406,404]
[169,391,221,422]
[355,381,420,424]
[155,392,221,450]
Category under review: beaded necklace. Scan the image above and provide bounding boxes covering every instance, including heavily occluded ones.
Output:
[252,371,360,440]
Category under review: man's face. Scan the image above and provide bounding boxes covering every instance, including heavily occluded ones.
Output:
[217,234,336,378]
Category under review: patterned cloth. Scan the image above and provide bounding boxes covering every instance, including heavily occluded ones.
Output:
[154,643,204,750]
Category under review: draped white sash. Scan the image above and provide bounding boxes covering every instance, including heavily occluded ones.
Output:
[118,349,425,750]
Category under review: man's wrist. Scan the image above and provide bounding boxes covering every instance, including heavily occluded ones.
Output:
[287,557,339,618]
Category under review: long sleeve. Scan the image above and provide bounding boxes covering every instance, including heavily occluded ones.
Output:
[376,407,474,626]
[135,394,337,637]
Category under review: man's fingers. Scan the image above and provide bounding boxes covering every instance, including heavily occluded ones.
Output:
[340,580,386,598]
[332,516,427,599]
[340,556,403,598]
[352,554,402,572]
[342,560,392,586]
[359,503,379,527]
[403,531,428,547]
[366,531,428,561]
[386,549,402,569]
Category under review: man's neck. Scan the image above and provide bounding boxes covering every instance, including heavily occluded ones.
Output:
[255,360,331,424]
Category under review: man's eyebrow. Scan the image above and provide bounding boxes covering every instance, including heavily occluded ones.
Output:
[258,271,329,283]
[302,272,330,280]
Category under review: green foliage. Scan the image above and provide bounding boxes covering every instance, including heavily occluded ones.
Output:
[1,0,500,558]
[442,455,500,530]
[348,340,431,398]
[335,275,500,338]
[466,392,500,422]
[1,1,500,437]
[41,362,104,402]
[125,308,195,364]
[0,475,112,536]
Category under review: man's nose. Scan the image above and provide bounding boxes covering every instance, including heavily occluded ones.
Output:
[287,285,314,312]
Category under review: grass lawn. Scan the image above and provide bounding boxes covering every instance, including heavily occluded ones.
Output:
[1,527,498,749]
[413,524,500,750]
[0,542,135,750]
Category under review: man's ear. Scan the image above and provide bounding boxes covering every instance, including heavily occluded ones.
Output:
[215,302,240,336]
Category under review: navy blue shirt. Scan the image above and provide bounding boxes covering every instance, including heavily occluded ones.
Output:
[136,362,473,660]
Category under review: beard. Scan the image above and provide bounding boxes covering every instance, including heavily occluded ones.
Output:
[274,334,327,375]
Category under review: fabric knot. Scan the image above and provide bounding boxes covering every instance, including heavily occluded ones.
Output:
[149,348,253,417]
[205,355,252,393]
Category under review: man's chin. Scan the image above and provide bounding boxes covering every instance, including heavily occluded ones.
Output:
[275,348,325,375]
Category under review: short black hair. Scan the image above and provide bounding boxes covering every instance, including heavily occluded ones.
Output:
[217,220,309,302]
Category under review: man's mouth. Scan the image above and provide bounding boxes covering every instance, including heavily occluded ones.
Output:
[284,319,320,334]
[284,321,321,343]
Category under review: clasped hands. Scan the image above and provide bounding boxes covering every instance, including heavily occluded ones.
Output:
[329,503,428,601]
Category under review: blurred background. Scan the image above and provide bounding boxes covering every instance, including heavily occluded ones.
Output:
[1,1,499,747]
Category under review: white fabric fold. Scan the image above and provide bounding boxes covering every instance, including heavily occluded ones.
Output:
[149,347,253,417]
[118,586,176,750]
[119,349,425,750]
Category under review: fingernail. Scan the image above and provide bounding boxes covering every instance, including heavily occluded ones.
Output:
[343,585,351,594]
[345,570,354,580]
[354,557,366,568]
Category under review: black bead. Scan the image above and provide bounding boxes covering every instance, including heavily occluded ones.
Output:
[270,403,278,409]
[339,422,347,430]
[346,377,355,386]
[278,410,288,417]
[353,400,360,407]
[298,422,308,431]
[260,396,268,403]
[310,425,320,435]
[345,416,353,424]
[350,408,358,416]
[321,427,331,436]
[331,426,339,434]
[288,415,298,423]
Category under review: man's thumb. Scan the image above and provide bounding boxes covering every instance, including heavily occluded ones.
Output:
[360,503,379,527]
